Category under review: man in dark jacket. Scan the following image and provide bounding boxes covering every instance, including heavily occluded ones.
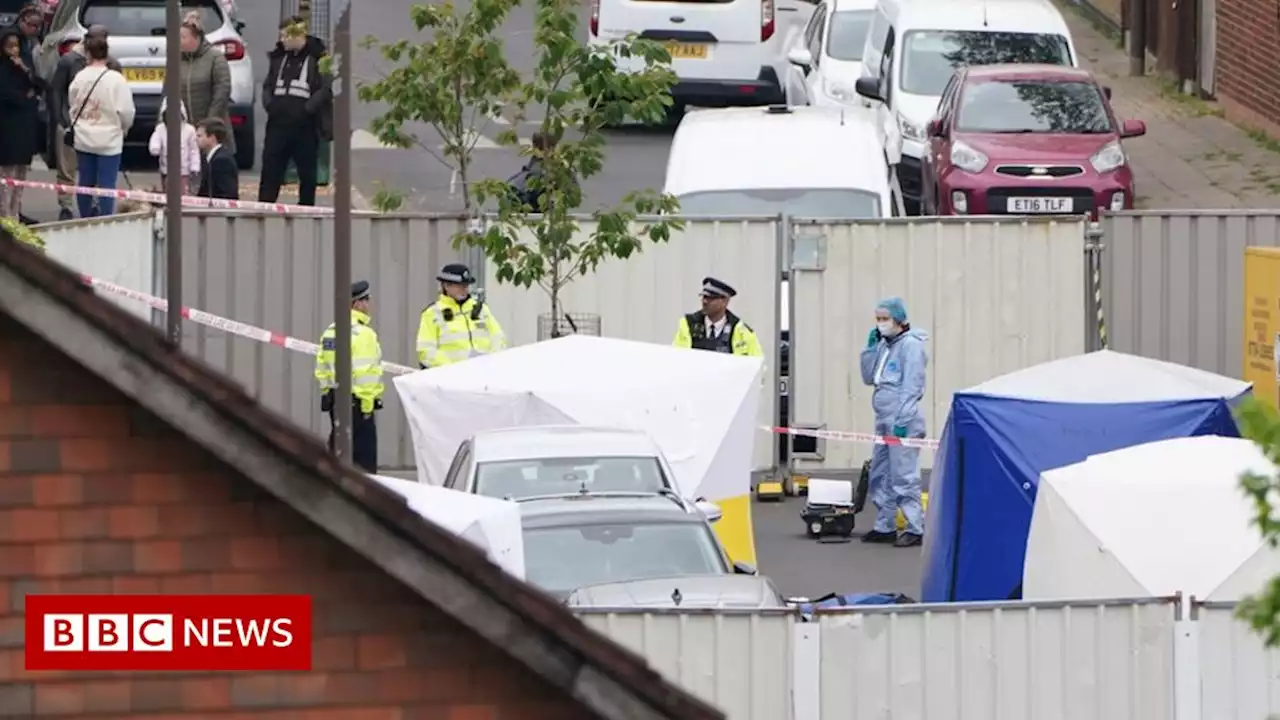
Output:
[196,118,239,200]
[258,16,332,207]
[47,24,120,220]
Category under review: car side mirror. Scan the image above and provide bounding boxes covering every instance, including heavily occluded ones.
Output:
[732,561,757,575]
[234,20,246,32]
[694,499,723,523]
[787,47,813,72]
[854,76,883,103]
[1120,119,1146,138]
[1101,85,1112,100]
[927,119,945,138]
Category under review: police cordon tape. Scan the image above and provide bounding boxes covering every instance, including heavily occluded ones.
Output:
[78,274,417,375]
[81,273,935,447]
[1,176,333,215]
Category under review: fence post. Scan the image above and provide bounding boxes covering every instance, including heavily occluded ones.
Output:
[791,614,821,720]
[1085,221,1107,351]
[1173,594,1202,720]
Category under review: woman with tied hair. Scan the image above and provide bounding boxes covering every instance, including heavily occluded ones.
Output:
[177,11,234,159]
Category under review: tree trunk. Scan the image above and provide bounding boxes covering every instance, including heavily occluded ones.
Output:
[549,261,562,338]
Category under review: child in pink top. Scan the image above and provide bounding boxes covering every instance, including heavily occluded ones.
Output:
[148,98,200,193]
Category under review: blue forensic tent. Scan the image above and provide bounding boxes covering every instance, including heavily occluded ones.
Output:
[920,350,1251,603]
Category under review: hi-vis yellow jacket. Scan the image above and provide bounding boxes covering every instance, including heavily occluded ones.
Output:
[416,294,507,368]
[314,309,384,415]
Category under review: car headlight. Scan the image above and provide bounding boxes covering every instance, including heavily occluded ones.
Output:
[898,115,926,142]
[823,79,857,104]
[1090,139,1126,173]
[949,140,988,173]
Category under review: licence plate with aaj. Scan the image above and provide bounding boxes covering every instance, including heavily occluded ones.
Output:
[124,68,165,83]
[665,42,709,59]
[1008,197,1073,213]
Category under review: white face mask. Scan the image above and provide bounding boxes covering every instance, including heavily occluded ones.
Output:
[877,320,895,336]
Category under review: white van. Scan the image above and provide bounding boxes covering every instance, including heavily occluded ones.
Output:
[664,105,901,217]
[853,0,1078,213]
[589,0,785,107]
[783,0,880,108]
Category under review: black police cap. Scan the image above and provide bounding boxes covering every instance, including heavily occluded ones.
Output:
[437,263,476,285]
[701,277,736,299]
[351,280,371,301]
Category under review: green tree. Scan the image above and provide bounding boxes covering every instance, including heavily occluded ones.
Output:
[1236,396,1280,646]
[464,0,684,335]
[357,0,523,211]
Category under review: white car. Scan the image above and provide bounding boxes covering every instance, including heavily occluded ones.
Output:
[588,0,786,108]
[783,0,876,107]
[442,425,719,515]
[665,104,903,217]
[40,0,256,168]
[853,0,1078,213]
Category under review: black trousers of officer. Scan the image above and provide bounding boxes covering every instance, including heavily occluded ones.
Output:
[259,117,320,206]
[327,398,378,473]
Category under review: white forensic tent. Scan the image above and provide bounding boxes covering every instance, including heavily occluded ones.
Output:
[369,474,525,579]
[1024,436,1280,602]
[392,334,763,504]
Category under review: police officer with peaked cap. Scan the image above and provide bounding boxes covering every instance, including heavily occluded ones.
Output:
[315,280,384,472]
[673,277,764,357]
[416,263,508,368]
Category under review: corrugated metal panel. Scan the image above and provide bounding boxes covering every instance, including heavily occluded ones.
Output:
[483,217,783,472]
[818,599,1177,720]
[576,610,793,720]
[1197,601,1280,718]
[1102,211,1280,377]
[38,212,157,322]
[790,218,1088,471]
[167,211,469,469]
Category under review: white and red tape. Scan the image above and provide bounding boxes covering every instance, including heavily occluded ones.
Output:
[2,177,332,215]
[80,274,942,448]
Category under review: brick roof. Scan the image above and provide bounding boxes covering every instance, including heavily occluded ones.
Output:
[0,230,724,720]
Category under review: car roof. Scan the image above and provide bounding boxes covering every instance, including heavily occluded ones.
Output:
[470,425,661,463]
[566,575,786,609]
[518,494,702,529]
[832,0,878,12]
[963,63,1096,82]
[895,0,1070,35]
[665,106,888,197]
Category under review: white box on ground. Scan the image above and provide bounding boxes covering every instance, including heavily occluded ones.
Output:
[806,477,853,507]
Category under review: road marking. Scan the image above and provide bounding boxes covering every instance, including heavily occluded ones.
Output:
[351,129,399,149]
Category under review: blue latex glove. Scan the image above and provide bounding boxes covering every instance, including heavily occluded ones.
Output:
[892,425,908,438]
[866,328,880,348]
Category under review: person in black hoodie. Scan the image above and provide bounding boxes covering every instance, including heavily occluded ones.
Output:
[258,16,332,207]
[0,25,43,220]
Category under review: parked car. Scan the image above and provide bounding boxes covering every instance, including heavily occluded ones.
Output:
[587,0,785,108]
[853,0,1078,214]
[39,0,256,168]
[918,64,1146,217]
[784,0,876,108]
[565,574,789,609]
[520,493,753,600]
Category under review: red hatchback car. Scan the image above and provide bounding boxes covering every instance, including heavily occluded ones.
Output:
[920,64,1146,217]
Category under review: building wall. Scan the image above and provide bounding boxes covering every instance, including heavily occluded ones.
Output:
[1215,0,1280,135]
[0,313,596,719]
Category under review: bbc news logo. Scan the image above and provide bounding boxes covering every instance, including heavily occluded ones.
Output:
[25,595,312,671]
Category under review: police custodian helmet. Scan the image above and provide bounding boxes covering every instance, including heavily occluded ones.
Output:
[437,263,476,285]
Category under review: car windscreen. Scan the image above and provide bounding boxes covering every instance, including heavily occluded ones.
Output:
[900,30,1072,96]
[523,521,727,596]
[677,188,881,218]
[81,0,222,36]
[957,80,1112,133]
[475,456,668,499]
[827,10,872,62]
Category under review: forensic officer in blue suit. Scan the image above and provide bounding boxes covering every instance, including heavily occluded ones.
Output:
[859,297,928,547]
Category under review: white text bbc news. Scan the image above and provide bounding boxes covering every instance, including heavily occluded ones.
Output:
[43,614,295,652]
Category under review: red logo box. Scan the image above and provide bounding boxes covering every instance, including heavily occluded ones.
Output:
[25,595,312,672]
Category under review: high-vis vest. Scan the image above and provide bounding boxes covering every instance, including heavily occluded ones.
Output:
[416,294,508,368]
[314,309,384,414]
[274,54,312,100]
[673,310,763,357]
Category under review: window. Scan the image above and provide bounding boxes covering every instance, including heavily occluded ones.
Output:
[867,8,890,54]
[826,10,872,62]
[899,30,1072,96]
[805,5,826,64]
[523,522,728,596]
[81,0,223,36]
[936,73,960,124]
[956,80,1113,134]
[474,456,669,499]
[879,27,895,102]
[443,442,473,490]
[678,188,882,218]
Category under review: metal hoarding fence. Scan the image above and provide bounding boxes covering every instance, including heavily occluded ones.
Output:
[1192,600,1280,719]
[1100,211,1280,377]
[786,217,1089,472]
[38,212,158,323]
[163,211,471,469]
[481,216,784,473]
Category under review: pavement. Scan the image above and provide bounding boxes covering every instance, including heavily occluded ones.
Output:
[18,0,1280,600]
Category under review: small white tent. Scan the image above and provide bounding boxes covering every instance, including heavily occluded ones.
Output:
[1024,436,1280,602]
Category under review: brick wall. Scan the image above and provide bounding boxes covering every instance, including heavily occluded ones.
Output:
[0,313,597,719]
[1215,0,1280,132]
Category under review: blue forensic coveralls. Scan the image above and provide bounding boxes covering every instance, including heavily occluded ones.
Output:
[859,327,929,535]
